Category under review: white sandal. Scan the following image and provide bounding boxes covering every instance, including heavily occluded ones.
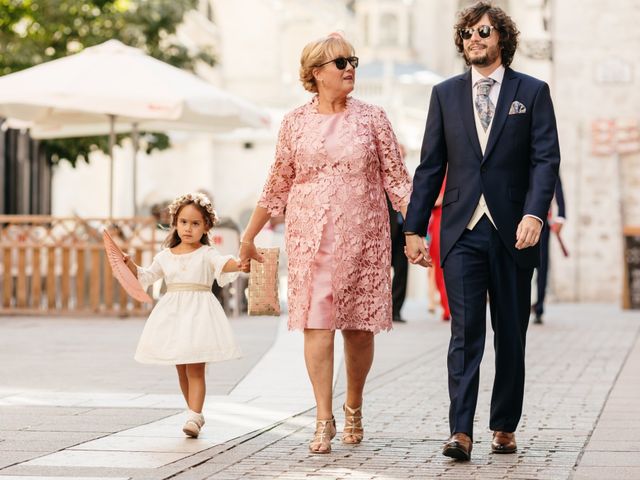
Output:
[183,410,205,438]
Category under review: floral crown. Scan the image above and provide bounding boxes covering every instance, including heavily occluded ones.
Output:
[168,192,218,225]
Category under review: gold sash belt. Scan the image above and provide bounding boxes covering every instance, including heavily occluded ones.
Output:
[166,283,211,293]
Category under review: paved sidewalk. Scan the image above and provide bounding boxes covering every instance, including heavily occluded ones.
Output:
[0,302,639,479]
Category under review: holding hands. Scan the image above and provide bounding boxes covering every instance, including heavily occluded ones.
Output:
[404,234,433,268]
[239,240,264,272]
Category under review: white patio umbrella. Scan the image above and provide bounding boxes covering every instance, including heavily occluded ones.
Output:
[0,40,269,216]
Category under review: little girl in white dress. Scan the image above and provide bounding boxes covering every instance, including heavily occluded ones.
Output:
[125,192,247,438]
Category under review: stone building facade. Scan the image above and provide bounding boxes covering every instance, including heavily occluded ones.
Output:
[47,0,640,303]
[551,0,640,302]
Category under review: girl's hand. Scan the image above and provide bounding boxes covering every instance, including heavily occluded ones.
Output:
[239,259,251,273]
[122,255,138,276]
[222,258,249,273]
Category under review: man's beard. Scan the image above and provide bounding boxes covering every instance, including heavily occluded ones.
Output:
[466,45,500,66]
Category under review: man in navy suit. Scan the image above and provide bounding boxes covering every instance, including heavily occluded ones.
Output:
[533,175,566,324]
[404,1,560,460]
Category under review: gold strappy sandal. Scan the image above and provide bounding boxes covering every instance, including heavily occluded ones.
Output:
[309,417,336,454]
[342,404,364,444]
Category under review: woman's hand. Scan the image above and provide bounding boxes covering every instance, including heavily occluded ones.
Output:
[239,240,264,271]
[238,206,271,271]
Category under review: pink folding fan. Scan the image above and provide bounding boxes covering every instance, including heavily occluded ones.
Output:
[102,228,153,303]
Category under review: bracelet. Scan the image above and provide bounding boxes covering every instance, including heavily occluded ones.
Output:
[240,240,254,245]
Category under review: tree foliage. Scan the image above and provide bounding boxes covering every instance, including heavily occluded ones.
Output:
[0,0,215,166]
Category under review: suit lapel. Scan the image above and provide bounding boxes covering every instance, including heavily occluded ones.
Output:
[482,68,520,162]
[458,70,483,161]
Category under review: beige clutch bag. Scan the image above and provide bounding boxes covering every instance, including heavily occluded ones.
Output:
[248,247,281,316]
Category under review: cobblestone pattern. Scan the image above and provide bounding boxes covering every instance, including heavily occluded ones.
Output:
[201,306,640,480]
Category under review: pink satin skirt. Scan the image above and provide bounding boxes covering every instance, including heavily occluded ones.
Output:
[306,213,335,329]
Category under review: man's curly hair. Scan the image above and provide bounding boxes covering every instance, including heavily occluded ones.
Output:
[454,1,520,68]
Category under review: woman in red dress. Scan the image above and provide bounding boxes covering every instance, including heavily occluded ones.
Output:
[427,178,451,321]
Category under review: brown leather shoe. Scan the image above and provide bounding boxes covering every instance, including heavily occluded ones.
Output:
[442,432,472,461]
[491,431,517,453]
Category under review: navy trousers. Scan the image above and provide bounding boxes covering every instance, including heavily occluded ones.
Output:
[443,216,533,439]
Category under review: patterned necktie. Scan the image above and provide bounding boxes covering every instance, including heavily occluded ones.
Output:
[475,78,496,131]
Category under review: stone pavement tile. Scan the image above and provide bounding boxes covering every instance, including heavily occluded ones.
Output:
[0,431,102,452]
[0,451,43,469]
[0,406,92,416]
[578,450,640,467]
[598,395,640,407]
[591,419,640,429]
[20,450,188,468]
[584,440,640,451]
[21,420,151,433]
[0,406,178,436]
[588,427,640,442]
[596,411,640,421]
[0,476,130,480]
[0,406,91,430]
[75,407,177,420]
[571,466,640,480]
[68,435,218,453]
[2,464,142,479]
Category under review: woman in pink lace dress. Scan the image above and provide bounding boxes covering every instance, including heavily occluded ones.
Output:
[239,33,412,454]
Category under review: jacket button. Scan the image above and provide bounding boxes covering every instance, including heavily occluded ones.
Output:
[481,166,487,173]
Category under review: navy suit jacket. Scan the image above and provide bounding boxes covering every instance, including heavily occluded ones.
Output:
[404,67,561,268]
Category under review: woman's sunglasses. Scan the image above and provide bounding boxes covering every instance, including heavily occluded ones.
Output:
[317,56,359,70]
[458,25,496,40]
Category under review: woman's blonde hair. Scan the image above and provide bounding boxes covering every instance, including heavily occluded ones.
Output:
[299,33,355,93]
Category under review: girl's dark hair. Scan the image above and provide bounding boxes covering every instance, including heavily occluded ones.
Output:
[162,193,218,248]
[454,1,520,68]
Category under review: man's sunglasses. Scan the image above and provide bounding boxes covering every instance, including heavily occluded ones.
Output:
[458,25,496,40]
[316,56,359,70]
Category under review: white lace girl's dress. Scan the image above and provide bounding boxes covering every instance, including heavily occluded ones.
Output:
[134,246,242,365]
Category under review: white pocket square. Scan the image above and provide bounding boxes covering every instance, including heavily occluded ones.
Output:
[509,101,527,115]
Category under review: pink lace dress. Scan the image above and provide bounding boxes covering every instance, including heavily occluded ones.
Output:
[258,96,412,333]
